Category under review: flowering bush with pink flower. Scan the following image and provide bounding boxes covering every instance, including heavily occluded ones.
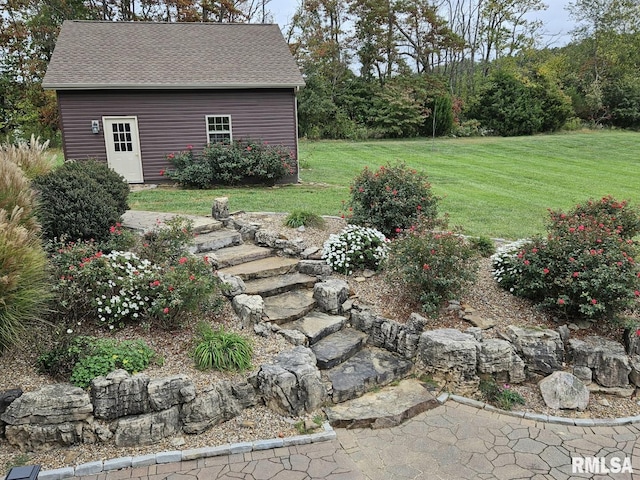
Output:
[492,197,640,322]
[386,218,478,314]
[163,139,296,187]
[346,162,439,238]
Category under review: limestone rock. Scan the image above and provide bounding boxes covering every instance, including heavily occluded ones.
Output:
[313,279,349,314]
[1,384,92,425]
[350,310,424,360]
[0,389,22,415]
[477,339,526,384]
[181,381,257,434]
[148,375,196,411]
[91,370,150,420]
[212,197,229,220]
[232,294,264,328]
[298,260,333,277]
[630,356,640,387]
[505,326,564,374]
[278,329,309,346]
[417,329,479,384]
[254,346,327,416]
[114,406,180,446]
[217,272,246,297]
[462,313,495,330]
[623,328,640,355]
[539,371,589,410]
[568,336,631,387]
[573,366,593,385]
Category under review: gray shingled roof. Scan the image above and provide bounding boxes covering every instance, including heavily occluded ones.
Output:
[43,21,305,90]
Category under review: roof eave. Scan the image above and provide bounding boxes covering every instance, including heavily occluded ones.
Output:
[42,82,305,90]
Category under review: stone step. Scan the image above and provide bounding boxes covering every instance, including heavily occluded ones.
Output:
[218,257,299,281]
[325,378,439,429]
[189,229,243,254]
[326,347,413,404]
[281,311,346,346]
[311,328,368,369]
[212,244,274,268]
[263,290,316,324]
[122,210,223,234]
[244,273,317,298]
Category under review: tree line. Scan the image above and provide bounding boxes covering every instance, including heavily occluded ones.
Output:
[1,0,639,143]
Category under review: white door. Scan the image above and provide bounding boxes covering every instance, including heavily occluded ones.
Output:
[103,116,144,183]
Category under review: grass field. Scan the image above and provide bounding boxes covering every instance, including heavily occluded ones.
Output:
[129,130,640,240]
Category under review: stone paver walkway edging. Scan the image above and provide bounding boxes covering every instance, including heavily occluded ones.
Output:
[35,423,337,480]
[439,392,640,427]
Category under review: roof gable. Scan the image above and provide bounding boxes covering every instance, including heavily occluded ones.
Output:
[43,21,305,90]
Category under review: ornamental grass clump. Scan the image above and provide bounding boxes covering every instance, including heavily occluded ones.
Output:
[193,322,253,371]
[347,162,438,238]
[492,196,640,322]
[386,218,478,314]
[322,224,388,275]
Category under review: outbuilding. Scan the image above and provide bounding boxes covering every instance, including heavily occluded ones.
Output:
[42,20,305,183]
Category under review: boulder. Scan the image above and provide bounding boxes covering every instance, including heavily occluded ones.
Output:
[1,385,94,451]
[417,329,479,385]
[623,328,640,355]
[114,406,180,447]
[313,278,349,314]
[505,326,564,374]
[630,356,640,387]
[91,369,150,420]
[253,346,327,416]
[573,366,593,385]
[232,294,264,327]
[217,272,246,297]
[0,389,22,415]
[211,197,229,220]
[477,339,526,384]
[568,336,631,387]
[297,259,333,277]
[539,371,589,410]
[148,375,196,411]
[350,310,425,360]
[181,381,257,434]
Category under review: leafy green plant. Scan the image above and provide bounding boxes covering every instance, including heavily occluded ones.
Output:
[38,336,157,388]
[347,162,438,238]
[163,140,296,187]
[4,453,31,470]
[479,378,525,411]
[322,224,388,275]
[33,159,129,242]
[386,218,478,315]
[492,196,640,322]
[284,210,325,229]
[193,323,253,371]
[469,236,495,257]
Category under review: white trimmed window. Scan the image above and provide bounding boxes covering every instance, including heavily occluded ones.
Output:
[206,115,232,143]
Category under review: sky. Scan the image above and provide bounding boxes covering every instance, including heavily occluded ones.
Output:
[268,0,576,47]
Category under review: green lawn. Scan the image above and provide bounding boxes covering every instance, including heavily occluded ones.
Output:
[129,130,640,240]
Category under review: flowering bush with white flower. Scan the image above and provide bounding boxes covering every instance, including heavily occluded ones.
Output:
[490,238,532,291]
[322,225,388,275]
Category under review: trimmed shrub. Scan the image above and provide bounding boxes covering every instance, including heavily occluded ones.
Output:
[322,224,388,275]
[193,323,253,371]
[386,219,478,314]
[492,197,640,322]
[0,207,50,352]
[163,140,296,187]
[135,216,195,266]
[33,160,129,242]
[347,162,438,238]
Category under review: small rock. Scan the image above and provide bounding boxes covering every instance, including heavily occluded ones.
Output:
[254,322,271,337]
[461,303,476,314]
[64,452,81,463]
[304,419,318,431]
[463,313,495,330]
[556,325,570,345]
[239,420,256,428]
[170,436,186,447]
[539,371,589,410]
[587,384,635,397]
[597,398,611,407]
[354,276,366,282]
[363,269,376,278]
[568,323,580,331]
[465,327,483,341]
[297,225,306,232]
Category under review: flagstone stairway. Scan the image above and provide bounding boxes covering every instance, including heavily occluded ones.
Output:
[122,211,439,428]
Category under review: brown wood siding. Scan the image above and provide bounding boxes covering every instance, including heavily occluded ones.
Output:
[56,89,299,183]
